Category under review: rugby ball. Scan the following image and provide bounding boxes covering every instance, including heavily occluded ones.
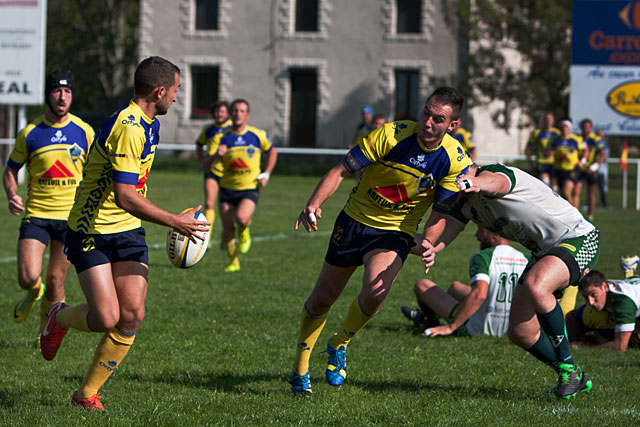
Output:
[166,211,209,268]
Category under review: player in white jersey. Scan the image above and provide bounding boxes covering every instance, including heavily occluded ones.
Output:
[422,163,598,399]
[578,270,640,352]
[402,226,528,337]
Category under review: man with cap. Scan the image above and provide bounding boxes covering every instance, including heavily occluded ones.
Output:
[3,69,95,337]
[349,105,374,149]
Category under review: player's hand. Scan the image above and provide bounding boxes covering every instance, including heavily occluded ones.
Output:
[257,172,270,188]
[420,238,436,274]
[456,173,479,193]
[217,144,228,157]
[295,207,321,232]
[423,324,453,338]
[174,205,210,243]
[7,193,24,216]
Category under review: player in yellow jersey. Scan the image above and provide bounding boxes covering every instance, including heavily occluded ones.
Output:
[195,100,231,244]
[349,105,374,149]
[39,57,209,411]
[289,87,470,396]
[579,119,605,222]
[525,112,560,187]
[3,70,94,337]
[449,121,476,162]
[205,99,277,272]
[552,120,583,208]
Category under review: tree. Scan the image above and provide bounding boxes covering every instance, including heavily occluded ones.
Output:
[439,0,572,129]
[45,0,139,117]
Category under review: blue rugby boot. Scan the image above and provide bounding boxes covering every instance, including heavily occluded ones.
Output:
[325,341,347,386]
[290,371,313,397]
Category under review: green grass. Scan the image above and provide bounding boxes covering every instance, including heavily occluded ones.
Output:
[1,163,640,426]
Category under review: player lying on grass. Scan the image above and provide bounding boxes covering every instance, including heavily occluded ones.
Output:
[567,258,640,352]
[401,226,528,338]
[421,163,598,399]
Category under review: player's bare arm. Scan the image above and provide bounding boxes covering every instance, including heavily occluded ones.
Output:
[295,161,351,232]
[258,147,278,188]
[2,166,24,215]
[456,169,511,197]
[598,331,633,352]
[426,281,488,337]
[420,210,451,273]
[195,144,205,170]
[113,182,209,241]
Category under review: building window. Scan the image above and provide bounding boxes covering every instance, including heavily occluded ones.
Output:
[395,69,419,120]
[191,65,219,119]
[295,0,318,32]
[397,0,421,33]
[289,69,318,147]
[195,0,219,30]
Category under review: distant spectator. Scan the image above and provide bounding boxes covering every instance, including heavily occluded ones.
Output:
[449,121,476,162]
[579,119,605,222]
[525,112,559,187]
[371,113,387,130]
[349,105,374,149]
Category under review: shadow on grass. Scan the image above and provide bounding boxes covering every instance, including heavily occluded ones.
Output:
[122,371,282,395]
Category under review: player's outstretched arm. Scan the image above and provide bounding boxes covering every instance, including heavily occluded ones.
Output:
[113,182,209,242]
[420,211,463,273]
[2,166,24,216]
[295,162,351,232]
[598,331,632,352]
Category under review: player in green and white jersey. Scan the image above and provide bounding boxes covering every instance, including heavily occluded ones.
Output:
[421,163,598,399]
[402,226,529,337]
[578,270,640,352]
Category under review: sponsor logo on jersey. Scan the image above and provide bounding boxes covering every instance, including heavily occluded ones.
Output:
[51,130,67,143]
[456,145,466,162]
[67,143,84,164]
[148,128,155,144]
[409,154,428,169]
[233,136,246,146]
[40,160,75,186]
[229,158,250,170]
[366,184,416,212]
[246,146,257,159]
[122,114,140,127]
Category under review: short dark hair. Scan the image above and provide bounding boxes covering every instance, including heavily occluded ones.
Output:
[134,56,180,97]
[578,270,606,291]
[210,100,229,114]
[426,87,464,120]
[580,118,593,127]
[230,98,250,112]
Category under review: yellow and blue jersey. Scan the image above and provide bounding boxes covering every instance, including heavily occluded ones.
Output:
[68,101,159,234]
[344,121,470,235]
[529,127,560,165]
[197,119,231,178]
[352,123,373,147]
[449,127,475,157]
[583,132,605,167]
[8,114,94,220]
[209,125,273,191]
[552,133,583,171]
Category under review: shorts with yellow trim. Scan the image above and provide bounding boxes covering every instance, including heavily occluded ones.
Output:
[65,227,148,274]
[19,216,68,245]
[324,210,415,267]
[575,303,615,341]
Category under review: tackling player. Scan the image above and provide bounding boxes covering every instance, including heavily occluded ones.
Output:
[3,70,94,337]
[204,99,277,272]
[290,87,471,397]
[195,100,231,244]
[39,57,209,411]
[426,163,599,399]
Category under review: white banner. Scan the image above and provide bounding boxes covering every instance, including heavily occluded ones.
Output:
[569,65,640,135]
[0,0,47,105]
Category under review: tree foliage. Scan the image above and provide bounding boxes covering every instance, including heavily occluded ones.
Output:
[440,0,572,129]
[46,0,139,116]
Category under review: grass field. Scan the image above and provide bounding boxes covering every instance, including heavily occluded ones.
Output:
[1,159,639,426]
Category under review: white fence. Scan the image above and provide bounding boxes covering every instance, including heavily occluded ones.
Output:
[1,138,639,209]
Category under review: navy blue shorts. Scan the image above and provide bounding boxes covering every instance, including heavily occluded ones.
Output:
[65,227,148,274]
[537,164,554,177]
[584,170,598,185]
[219,187,259,206]
[204,171,221,182]
[324,210,415,267]
[555,169,578,185]
[19,217,67,245]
